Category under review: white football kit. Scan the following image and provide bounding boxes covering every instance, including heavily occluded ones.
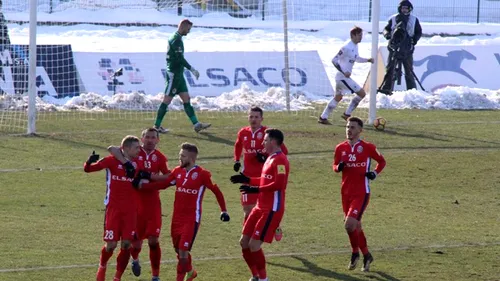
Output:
[331,41,369,95]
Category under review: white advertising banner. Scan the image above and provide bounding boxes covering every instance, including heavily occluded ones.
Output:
[73,51,333,97]
[378,46,500,92]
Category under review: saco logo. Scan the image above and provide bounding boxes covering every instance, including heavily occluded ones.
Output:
[413,49,477,84]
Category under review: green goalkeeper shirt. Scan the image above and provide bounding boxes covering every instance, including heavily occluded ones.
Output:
[166,31,192,73]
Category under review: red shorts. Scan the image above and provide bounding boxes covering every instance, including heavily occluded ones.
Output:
[240,190,258,206]
[103,206,137,242]
[171,219,199,251]
[342,193,370,221]
[242,208,283,243]
[136,207,162,240]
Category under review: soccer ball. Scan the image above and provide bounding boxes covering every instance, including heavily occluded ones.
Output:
[373,117,387,131]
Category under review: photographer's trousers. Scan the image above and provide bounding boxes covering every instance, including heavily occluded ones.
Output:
[380,50,416,92]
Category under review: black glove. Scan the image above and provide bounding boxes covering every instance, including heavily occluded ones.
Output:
[365,171,377,180]
[337,162,345,172]
[132,176,142,189]
[256,152,267,163]
[86,150,100,164]
[137,170,151,180]
[230,173,250,184]
[123,161,136,178]
[233,161,241,172]
[220,212,230,222]
[239,185,259,194]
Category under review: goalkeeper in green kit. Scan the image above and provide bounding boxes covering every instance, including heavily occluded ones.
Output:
[154,19,211,133]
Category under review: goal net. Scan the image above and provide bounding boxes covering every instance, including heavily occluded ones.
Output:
[0,0,374,134]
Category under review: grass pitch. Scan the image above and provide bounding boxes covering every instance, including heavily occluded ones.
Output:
[0,109,499,281]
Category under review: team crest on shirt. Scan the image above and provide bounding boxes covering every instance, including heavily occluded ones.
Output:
[138,156,143,161]
[177,174,182,179]
[244,136,247,141]
[152,154,157,162]
[357,146,363,153]
[191,172,198,180]
[257,132,263,139]
[118,165,122,169]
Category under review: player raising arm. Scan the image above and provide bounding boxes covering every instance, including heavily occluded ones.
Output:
[84,135,142,281]
[134,142,229,281]
[108,127,169,281]
[319,26,374,125]
[333,117,386,272]
[233,106,288,241]
[230,128,290,281]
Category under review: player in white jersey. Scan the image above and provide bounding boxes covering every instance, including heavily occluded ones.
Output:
[319,26,374,125]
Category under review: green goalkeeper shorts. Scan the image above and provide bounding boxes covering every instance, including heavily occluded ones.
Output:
[164,71,189,97]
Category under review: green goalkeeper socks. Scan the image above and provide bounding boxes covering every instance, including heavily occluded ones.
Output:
[183,102,199,125]
[154,103,168,127]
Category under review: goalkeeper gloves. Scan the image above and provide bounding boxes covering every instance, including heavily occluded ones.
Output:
[230,173,250,184]
[123,161,136,178]
[239,185,259,194]
[337,162,345,172]
[365,171,377,180]
[255,152,267,163]
[86,151,100,164]
[190,67,200,80]
[220,212,230,222]
[233,161,241,172]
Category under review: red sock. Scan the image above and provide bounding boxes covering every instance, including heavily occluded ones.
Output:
[114,248,131,279]
[242,248,259,276]
[251,249,267,279]
[130,242,141,260]
[358,229,369,255]
[176,255,183,275]
[347,229,360,253]
[186,253,193,273]
[149,243,161,277]
[99,246,114,267]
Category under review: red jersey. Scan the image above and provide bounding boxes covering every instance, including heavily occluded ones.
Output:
[234,126,289,177]
[333,140,386,196]
[84,155,142,211]
[136,147,169,213]
[249,151,289,212]
[142,165,227,222]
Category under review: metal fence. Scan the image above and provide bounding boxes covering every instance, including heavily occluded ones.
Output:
[2,0,500,23]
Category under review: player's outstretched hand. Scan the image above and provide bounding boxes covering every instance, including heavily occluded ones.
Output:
[230,173,250,184]
[86,151,100,164]
[365,171,377,180]
[239,185,259,194]
[255,152,267,163]
[233,161,241,172]
[124,161,136,178]
[220,212,230,222]
[337,162,345,172]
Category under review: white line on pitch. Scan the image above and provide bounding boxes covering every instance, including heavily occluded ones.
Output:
[0,241,498,273]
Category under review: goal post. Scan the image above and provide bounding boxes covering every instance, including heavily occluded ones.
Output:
[1,0,379,134]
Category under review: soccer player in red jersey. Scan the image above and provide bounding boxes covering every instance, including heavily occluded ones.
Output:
[333,116,386,272]
[108,128,169,281]
[84,135,142,281]
[230,128,289,281]
[134,142,230,281]
[233,107,288,241]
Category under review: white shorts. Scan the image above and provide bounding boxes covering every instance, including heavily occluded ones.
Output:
[335,78,361,95]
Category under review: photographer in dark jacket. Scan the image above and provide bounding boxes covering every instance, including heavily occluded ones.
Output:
[379,0,422,95]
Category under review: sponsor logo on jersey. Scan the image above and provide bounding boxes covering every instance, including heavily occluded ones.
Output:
[263,174,273,179]
[243,148,264,154]
[111,175,133,182]
[177,187,199,194]
[277,165,286,174]
[346,162,367,168]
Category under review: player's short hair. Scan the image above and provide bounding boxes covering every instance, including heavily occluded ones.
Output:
[141,127,159,138]
[121,135,140,148]
[265,128,284,145]
[181,142,198,154]
[350,26,363,37]
[249,106,264,117]
[347,116,364,128]
[179,18,193,27]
